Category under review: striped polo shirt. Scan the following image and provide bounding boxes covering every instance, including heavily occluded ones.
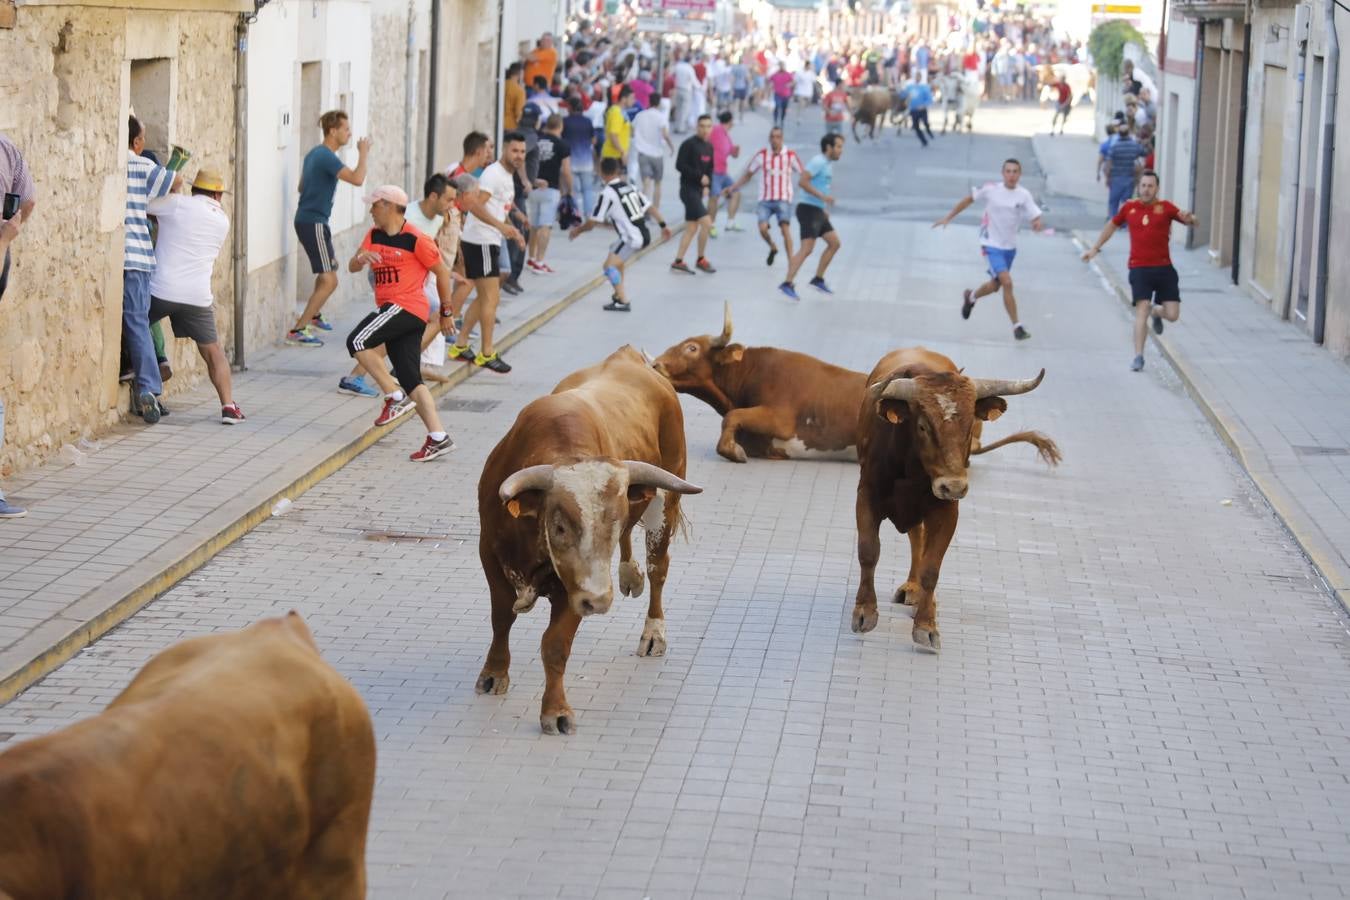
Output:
[125,151,175,272]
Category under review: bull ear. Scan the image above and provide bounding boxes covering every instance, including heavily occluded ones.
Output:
[974,396,1007,422]
[506,494,543,519]
[878,399,908,425]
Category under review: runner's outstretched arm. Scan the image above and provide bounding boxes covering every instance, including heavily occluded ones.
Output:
[933,195,973,228]
[1081,220,1119,260]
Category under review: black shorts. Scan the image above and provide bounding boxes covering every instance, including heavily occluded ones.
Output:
[680,184,708,222]
[461,240,501,280]
[1128,265,1181,304]
[150,296,218,345]
[796,204,834,240]
[346,304,426,394]
[295,221,337,274]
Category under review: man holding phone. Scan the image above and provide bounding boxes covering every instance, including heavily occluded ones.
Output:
[1,133,37,517]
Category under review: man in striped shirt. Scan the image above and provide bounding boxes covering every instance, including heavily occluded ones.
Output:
[722,126,801,267]
[125,116,183,424]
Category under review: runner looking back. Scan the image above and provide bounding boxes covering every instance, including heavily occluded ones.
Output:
[722,126,801,267]
[1081,169,1199,371]
[779,133,844,300]
[569,156,671,311]
[934,158,1043,341]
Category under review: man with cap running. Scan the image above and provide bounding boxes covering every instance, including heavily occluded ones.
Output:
[346,185,458,462]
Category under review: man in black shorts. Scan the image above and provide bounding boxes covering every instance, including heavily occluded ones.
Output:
[670,114,716,275]
[1082,169,1198,371]
[779,133,843,300]
[346,185,458,461]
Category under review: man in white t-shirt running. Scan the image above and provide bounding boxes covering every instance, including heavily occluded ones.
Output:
[632,98,675,213]
[569,156,671,311]
[933,158,1043,341]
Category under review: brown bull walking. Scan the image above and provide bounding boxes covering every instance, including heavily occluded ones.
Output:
[477,345,702,735]
[853,348,1051,651]
[0,613,376,900]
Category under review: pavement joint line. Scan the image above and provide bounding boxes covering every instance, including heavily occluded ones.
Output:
[0,240,666,706]
[1074,229,1350,615]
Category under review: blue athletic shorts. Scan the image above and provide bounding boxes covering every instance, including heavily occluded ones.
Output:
[982,246,1016,278]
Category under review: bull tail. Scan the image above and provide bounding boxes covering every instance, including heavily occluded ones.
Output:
[971,430,1062,467]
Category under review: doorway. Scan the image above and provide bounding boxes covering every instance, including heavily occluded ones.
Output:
[1252,64,1285,295]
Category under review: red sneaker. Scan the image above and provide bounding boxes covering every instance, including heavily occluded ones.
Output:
[410,434,455,462]
[374,396,415,427]
[220,404,246,425]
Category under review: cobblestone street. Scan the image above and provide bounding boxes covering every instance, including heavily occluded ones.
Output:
[4,107,1350,898]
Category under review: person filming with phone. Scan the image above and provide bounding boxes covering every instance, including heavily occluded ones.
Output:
[1,132,37,518]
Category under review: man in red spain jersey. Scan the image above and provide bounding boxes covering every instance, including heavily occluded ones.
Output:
[1082,170,1199,372]
[722,126,802,267]
[346,185,459,461]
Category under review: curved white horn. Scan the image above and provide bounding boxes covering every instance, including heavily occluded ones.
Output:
[641,347,657,366]
[498,465,555,503]
[710,301,734,348]
[623,461,703,495]
[876,377,919,403]
[971,368,1046,399]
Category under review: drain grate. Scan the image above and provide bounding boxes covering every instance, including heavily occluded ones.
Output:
[364,531,455,543]
[439,397,501,413]
[1293,445,1350,457]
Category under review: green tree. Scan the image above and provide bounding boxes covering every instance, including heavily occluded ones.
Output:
[1089,20,1147,81]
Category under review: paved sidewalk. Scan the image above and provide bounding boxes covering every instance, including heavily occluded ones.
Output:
[0,211,659,701]
[1033,132,1350,610]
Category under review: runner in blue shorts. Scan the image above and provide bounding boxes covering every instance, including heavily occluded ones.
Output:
[933,158,1044,341]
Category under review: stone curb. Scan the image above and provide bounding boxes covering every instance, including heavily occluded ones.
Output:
[0,242,663,705]
[1074,229,1350,614]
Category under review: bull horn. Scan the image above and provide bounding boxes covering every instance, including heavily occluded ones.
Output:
[971,368,1046,399]
[499,465,555,503]
[710,301,734,348]
[623,461,703,495]
[874,377,919,403]
[641,347,657,366]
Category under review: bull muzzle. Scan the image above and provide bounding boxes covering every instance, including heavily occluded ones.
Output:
[931,476,968,501]
[574,591,614,617]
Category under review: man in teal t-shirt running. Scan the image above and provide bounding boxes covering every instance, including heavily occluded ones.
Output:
[779,133,844,300]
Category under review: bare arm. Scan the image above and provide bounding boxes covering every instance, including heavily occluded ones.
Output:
[458,189,525,247]
[933,194,973,228]
[19,199,35,224]
[797,169,831,206]
[1081,219,1119,260]
[338,137,373,187]
[725,168,755,195]
[349,245,380,273]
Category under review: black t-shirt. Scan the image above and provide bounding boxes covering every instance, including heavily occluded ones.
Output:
[675,136,713,191]
[536,134,571,189]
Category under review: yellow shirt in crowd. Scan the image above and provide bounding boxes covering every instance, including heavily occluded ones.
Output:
[601,105,630,159]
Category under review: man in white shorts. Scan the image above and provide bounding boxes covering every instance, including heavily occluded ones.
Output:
[568,156,670,311]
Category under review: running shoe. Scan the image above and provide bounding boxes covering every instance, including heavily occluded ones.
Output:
[286,328,323,348]
[221,403,246,425]
[809,276,834,295]
[310,314,335,332]
[339,375,379,397]
[766,247,777,266]
[501,279,524,295]
[137,391,161,425]
[374,396,416,427]
[1130,355,1145,372]
[1013,325,1032,341]
[410,434,456,462]
[0,498,27,518]
[475,352,512,374]
[1152,310,1165,334]
[158,401,171,417]
[670,260,695,274]
[159,360,173,382]
[536,261,557,275]
[710,226,719,238]
[778,281,800,301]
[727,222,745,232]
[696,258,717,273]
[449,344,478,363]
[961,289,975,320]
[526,259,544,274]
[603,298,632,312]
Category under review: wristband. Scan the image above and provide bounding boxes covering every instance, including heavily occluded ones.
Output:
[440,308,456,317]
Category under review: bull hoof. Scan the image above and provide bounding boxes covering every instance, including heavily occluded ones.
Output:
[619,560,646,598]
[892,582,920,606]
[475,671,510,695]
[912,627,941,653]
[851,606,878,634]
[540,709,576,735]
[512,593,538,615]
[718,443,748,463]
[637,617,667,657]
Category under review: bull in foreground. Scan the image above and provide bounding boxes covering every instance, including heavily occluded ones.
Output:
[0,613,376,900]
[853,348,1048,651]
[653,305,1061,466]
[477,346,702,735]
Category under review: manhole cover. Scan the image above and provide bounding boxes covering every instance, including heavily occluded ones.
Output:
[440,397,501,413]
[1293,445,1350,457]
[363,531,455,543]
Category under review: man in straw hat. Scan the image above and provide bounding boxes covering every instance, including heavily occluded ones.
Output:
[147,168,245,425]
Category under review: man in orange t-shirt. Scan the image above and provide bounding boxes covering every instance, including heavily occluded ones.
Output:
[346,185,459,461]
[524,34,558,91]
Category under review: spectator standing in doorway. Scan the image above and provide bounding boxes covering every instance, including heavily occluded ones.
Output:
[527,114,572,275]
[288,110,371,347]
[504,63,525,131]
[125,115,183,424]
[0,132,36,518]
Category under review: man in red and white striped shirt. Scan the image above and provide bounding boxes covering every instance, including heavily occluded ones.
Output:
[723,126,802,267]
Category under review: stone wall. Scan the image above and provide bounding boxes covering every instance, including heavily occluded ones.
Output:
[0,6,237,476]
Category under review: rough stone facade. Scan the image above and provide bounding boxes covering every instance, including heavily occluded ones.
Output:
[0,3,239,476]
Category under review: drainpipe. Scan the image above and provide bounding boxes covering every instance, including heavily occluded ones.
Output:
[1230,16,1252,286]
[232,13,250,370]
[1187,20,1205,250]
[1313,0,1340,344]
[495,0,507,144]
[1279,4,1311,321]
[404,0,416,193]
[425,0,441,178]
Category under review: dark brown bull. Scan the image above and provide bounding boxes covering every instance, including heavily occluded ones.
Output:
[0,613,376,900]
[476,345,702,735]
[853,348,1048,651]
[652,305,1061,466]
[851,86,895,142]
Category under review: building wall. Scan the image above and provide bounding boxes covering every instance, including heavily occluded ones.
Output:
[1314,2,1350,358]
[1157,11,1198,224]
[0,4,237,474]
[430,0,501,168]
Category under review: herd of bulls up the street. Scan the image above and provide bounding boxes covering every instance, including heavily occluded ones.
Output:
[0,304,1059,897]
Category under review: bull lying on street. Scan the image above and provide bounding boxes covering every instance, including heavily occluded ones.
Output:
[476,345,702,735]
[0,612,376,900]
[652,305,1061,466]
[853,348,1048,651]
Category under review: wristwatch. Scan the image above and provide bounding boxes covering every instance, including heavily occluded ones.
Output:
[439,307,456,318]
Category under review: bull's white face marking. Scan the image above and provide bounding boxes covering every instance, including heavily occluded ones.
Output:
[935,393,959,422]
[771,436,859,462]
[549,461,625,599]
